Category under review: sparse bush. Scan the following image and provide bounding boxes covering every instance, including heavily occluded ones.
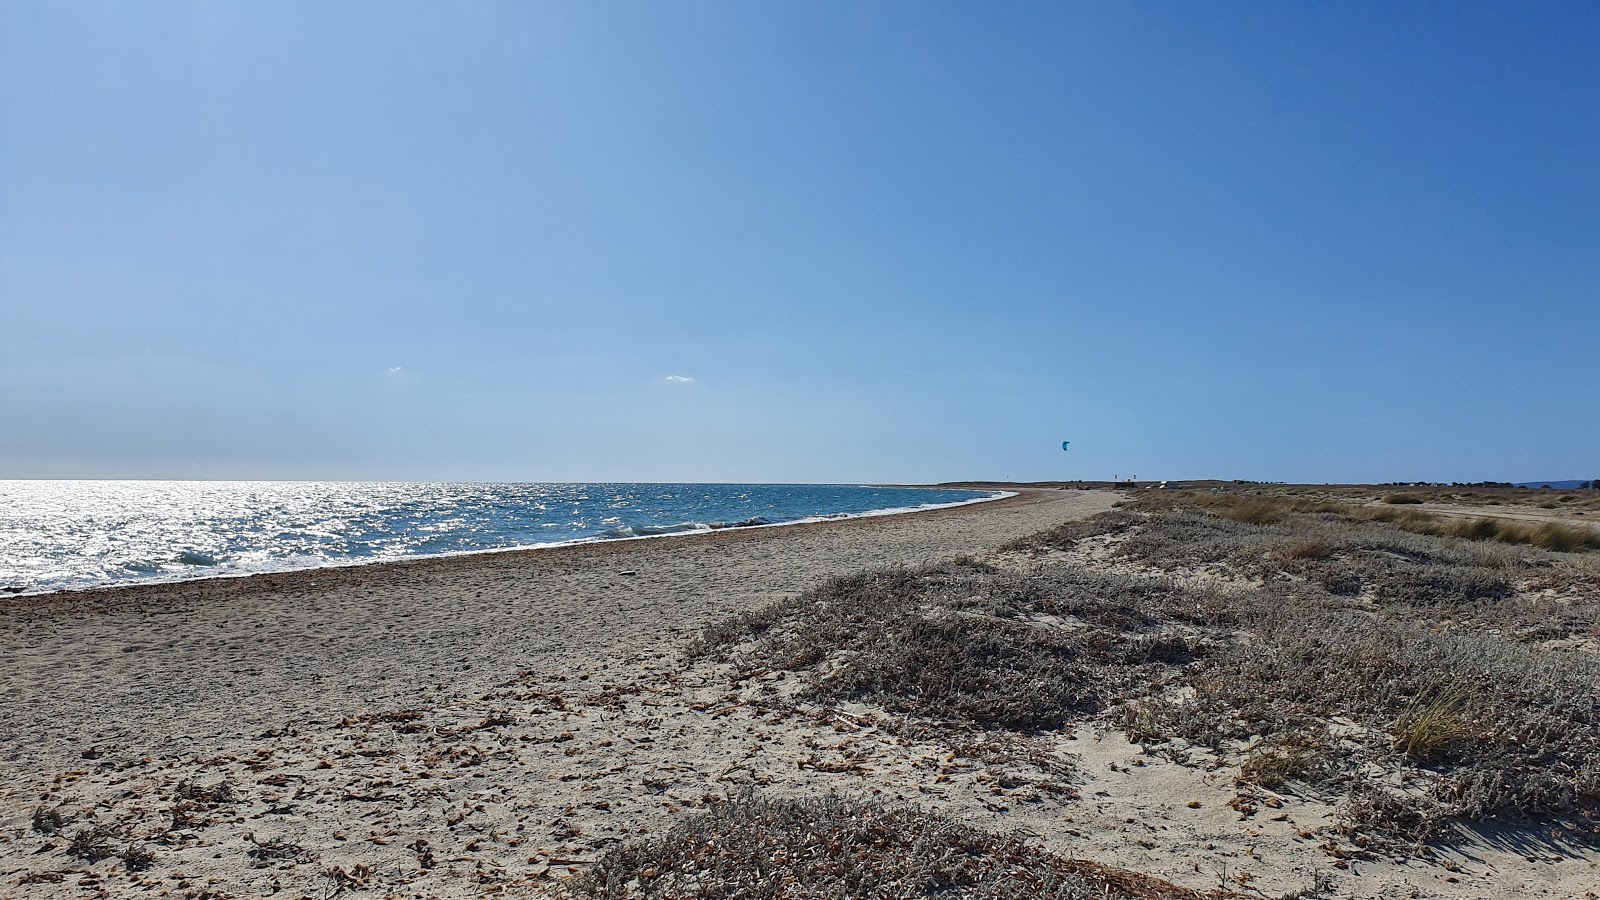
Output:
[1383,493,1425,505]
[1280,540,1333,560]
[809,613,1098,730]
[710,563,1203,732]
[1238,730,1334,791]
[1338,777,1447,846]
[571,795,1232,900]
[1143,610,1600,834]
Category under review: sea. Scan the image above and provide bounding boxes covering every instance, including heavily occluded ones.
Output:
[0,481,1003,596]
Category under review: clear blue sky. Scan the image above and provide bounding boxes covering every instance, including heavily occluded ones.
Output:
[2,2,1595,484]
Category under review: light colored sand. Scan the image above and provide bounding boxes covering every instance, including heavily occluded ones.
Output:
[4,488,1597,900]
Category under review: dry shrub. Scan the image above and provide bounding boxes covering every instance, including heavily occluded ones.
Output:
[1237,730,1334,791]
[689,566,946,661]
[1439,517,1600,552]
[1382,493,1426,505]
[1338,777,1447,846]
[571,795,1235,900]
[1359,507,1439,529]
[696,494,1600,853]
[809,613,1098,730]
[1144,610,1600,834]
[1280,540,1334,560]
[713,563,1205,733]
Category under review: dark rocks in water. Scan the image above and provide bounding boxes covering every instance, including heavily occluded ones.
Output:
[2,585,24,594]
[709,517,773,530]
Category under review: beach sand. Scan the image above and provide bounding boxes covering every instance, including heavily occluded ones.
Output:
[0,490,1115,896]
[4,488,1595,899]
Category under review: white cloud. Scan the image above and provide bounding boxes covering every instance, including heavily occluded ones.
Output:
[664,375,694,384]
[385,365,421,387]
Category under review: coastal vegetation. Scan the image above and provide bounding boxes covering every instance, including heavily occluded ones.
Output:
[12,487,1596,898]
[574,795,1235,900]
[591,487,1600,895]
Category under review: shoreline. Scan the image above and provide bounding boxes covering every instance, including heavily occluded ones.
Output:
[0,488,1109,776]
[4,486,1590,899]
[2,486,1015,602]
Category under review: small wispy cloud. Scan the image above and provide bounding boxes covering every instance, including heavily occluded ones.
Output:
[664,375,694,384]
[385,365,420,386]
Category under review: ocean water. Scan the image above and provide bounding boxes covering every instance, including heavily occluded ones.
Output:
[0,481,1002,595]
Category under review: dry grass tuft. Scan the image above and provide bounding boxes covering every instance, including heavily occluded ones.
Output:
[1392,686,1472,761]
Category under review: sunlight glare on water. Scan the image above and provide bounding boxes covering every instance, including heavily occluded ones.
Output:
[0,481,999,595]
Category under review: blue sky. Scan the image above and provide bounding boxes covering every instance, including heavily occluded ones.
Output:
[2,2,1595,484]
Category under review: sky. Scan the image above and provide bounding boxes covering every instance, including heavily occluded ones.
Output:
[2,2,1596,485]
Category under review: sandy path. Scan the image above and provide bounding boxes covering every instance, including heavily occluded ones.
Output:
[0,489,1114,781]
[1403,502,1600,533]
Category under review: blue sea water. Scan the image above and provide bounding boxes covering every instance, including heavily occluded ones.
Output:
[0,481,1002,595]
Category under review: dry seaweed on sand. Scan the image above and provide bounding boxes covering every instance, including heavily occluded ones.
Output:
[569,794,1238,900]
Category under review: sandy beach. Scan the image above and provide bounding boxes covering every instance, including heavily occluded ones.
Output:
[5,486,1597,900]
[1,489,1116,896]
